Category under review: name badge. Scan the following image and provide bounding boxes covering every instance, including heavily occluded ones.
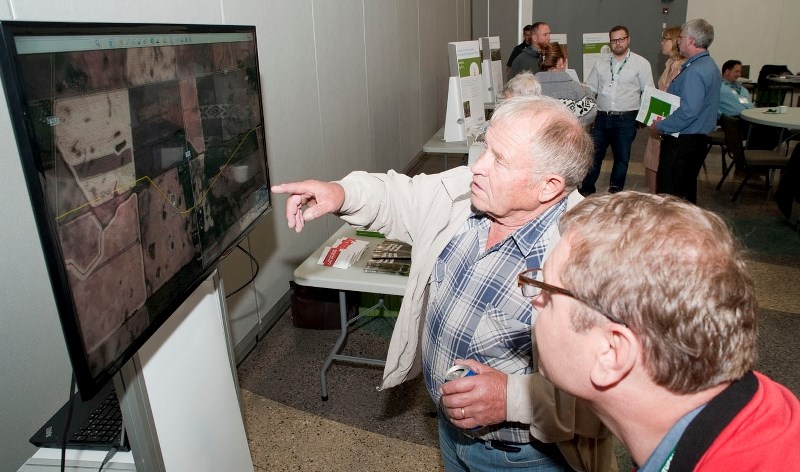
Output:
[738,96,749,105]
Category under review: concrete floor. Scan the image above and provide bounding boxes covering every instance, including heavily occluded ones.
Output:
[238,131,799,471]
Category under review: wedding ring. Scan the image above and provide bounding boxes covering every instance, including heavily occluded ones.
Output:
[460,407,465,419]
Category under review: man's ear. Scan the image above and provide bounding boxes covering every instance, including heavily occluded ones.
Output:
[590,325,637,389]
[538,174,567,203]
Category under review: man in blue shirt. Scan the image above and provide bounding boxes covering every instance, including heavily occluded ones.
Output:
[650,19,720,203]
[718,59,780,150]
[718,59,753,117]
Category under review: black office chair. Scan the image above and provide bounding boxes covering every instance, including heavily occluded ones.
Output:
[705,128,728,173]
[719,115,789,201]
[755,64,793,107]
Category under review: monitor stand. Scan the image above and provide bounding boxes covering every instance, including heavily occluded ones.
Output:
[113,270,253,471]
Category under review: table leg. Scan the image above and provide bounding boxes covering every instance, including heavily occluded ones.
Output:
[319,290,350,401]
[319,291,390,401]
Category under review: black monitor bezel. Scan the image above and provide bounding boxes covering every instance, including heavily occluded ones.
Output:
[0,20,270,400]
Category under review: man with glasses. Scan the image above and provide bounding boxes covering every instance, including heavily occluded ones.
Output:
[272,96,615,472]
[649,19,720,203]
[582,25,654,196]
[521,191,800,470]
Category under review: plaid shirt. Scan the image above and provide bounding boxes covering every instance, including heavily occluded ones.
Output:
[422,199,567,443]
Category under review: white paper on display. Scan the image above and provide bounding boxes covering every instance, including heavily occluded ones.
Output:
[451,40,485,131]
[582,32,610,82]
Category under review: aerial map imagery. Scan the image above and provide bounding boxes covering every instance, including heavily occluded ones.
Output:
[16,32,270,375]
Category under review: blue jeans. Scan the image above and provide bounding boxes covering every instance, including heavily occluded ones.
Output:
[581,112,639,194]
[438,417,567,472]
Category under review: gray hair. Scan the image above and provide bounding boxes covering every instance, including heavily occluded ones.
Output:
[682,19,714,49]
[501,71,542,99]
[490,95,593,190]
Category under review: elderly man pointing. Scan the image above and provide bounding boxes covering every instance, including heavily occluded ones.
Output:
[273,96,615,472]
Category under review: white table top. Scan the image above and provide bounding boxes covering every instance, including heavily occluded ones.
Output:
[422,126,470,154]
[740,107,800,128]
[293,224,408,296]
[768,75,800,85]
[20,448,135,471]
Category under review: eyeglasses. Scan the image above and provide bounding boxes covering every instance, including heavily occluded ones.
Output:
[518,268,627,326]
[609,36,628,44]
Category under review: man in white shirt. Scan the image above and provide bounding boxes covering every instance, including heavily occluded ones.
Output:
[581,25,654,195]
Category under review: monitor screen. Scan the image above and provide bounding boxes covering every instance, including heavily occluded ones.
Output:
[0,21,271,400]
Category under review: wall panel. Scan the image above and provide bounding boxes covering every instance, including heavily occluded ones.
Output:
[0,0,469,468]
[396,0,423,170]
[313,0,372,178]
[365,0,403,171]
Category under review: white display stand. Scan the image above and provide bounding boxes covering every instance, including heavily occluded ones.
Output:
[115,270,252,472]
[479,36,503,105]
[445,40,485,142]
[19,271,252,472]
[444,76,466,142]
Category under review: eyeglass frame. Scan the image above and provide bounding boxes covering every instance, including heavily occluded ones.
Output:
[609,36,628,44]
[517,268,627,326]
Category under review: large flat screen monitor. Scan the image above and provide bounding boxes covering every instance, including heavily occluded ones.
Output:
[0,21,271,400]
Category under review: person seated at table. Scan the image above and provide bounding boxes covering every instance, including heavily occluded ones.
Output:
[719,59,753,117]
[535,42,596,127]
[719,59,780,150]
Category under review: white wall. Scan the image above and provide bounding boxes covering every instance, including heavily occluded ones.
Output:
[0,0,470,468]
[688,0,800,75]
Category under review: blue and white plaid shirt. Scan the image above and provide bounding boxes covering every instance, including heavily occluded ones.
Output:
[422,199,567,443]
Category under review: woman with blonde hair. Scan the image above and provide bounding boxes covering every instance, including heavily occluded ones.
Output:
[643,26,686,193]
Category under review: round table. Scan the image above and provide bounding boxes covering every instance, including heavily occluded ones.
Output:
[740,107,800,129]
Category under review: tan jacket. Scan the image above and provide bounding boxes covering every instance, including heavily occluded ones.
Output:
[337,167,615,472]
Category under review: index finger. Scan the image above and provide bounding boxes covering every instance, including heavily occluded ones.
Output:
[271,181,312,195]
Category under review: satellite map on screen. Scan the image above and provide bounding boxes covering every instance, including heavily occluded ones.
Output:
[15,31,270,375]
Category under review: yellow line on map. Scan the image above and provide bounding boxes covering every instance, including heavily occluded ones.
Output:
[55,127,258,221]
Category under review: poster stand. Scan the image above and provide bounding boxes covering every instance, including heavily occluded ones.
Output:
[480,37,503,105]
[114,271,253,471]
[445,40,485,142]
[444,76,466,142]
